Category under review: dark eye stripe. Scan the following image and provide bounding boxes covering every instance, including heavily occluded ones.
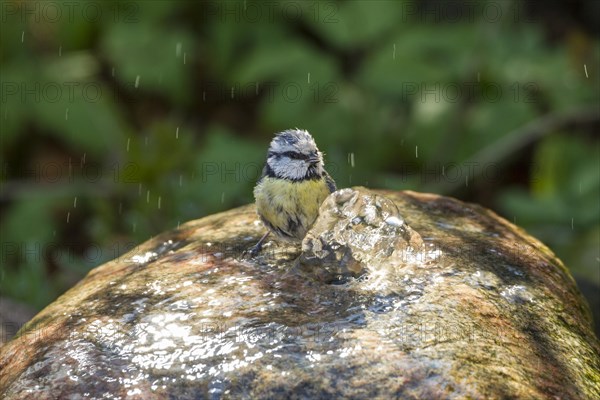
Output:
[283,151,306,160]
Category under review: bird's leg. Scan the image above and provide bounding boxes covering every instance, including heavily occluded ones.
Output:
[248,232,270,256]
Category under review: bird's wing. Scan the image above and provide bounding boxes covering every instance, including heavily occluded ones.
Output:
[324,171,337,193]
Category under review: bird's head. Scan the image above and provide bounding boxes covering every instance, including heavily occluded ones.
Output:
[266,129,325,180]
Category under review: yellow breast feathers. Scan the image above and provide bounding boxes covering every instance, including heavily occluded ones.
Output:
[254,177,331,240]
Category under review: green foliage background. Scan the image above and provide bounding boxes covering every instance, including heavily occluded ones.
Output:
[1,1,598,324]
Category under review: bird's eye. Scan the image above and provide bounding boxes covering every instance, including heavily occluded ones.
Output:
[283,151,305,160]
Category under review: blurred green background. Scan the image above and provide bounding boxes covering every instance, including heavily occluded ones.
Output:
[1,0,599,335]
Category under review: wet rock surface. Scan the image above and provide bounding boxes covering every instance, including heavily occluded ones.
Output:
[1,188,598,399]
[300,188,426,282]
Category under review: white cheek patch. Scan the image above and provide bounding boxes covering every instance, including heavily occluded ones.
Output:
[280,159,308,180]
[267,158,308,180]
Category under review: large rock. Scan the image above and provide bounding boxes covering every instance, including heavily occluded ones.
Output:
[1,188,598,399]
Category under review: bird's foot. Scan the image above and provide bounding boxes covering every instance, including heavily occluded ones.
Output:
[243,243,263,258]
[243,232,270,259]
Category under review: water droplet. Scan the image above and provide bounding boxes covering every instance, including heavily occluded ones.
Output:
[179,175,183,187]
[158,196,162,210]
[307,72,311,84]
[65,108,69,120]
[584,64,589,79]
[146,190,150,203]
[385,216,403,227]
[73,197,78,208]
[415,146,418,158]
[392,43,396,60]
[176,42,182,57]
[21,31,24,43]
[231,87,235,99]
[348,152,355,168]
[176,126,179,139]
[135,75,140,88]
[67,212,70,223]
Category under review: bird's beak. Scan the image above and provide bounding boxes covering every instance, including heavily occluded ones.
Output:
[307,151,320,165]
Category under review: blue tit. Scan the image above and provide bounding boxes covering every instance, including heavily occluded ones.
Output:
[251,129,336,254]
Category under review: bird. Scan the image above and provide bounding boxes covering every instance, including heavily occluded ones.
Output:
[250,129,336,255]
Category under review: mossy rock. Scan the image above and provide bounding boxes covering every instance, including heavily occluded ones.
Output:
[1,188,598,399]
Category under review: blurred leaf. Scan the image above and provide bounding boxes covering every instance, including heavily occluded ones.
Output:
[462,99,537,158]
[233,38,337,84]
[0,8,30,62]
[304,0,401,48]
[101,24,195,105]
[531,134,599,200]
[127,119,196,184]
[0,198,56,244]
[0,60,37,147]
[192,125,264,214]
[0,198,60,308]
[486,26,597,110]
[1,52,127,155]
[358,25,478,93]
[32,82,127,156]
[499,133,599,286]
